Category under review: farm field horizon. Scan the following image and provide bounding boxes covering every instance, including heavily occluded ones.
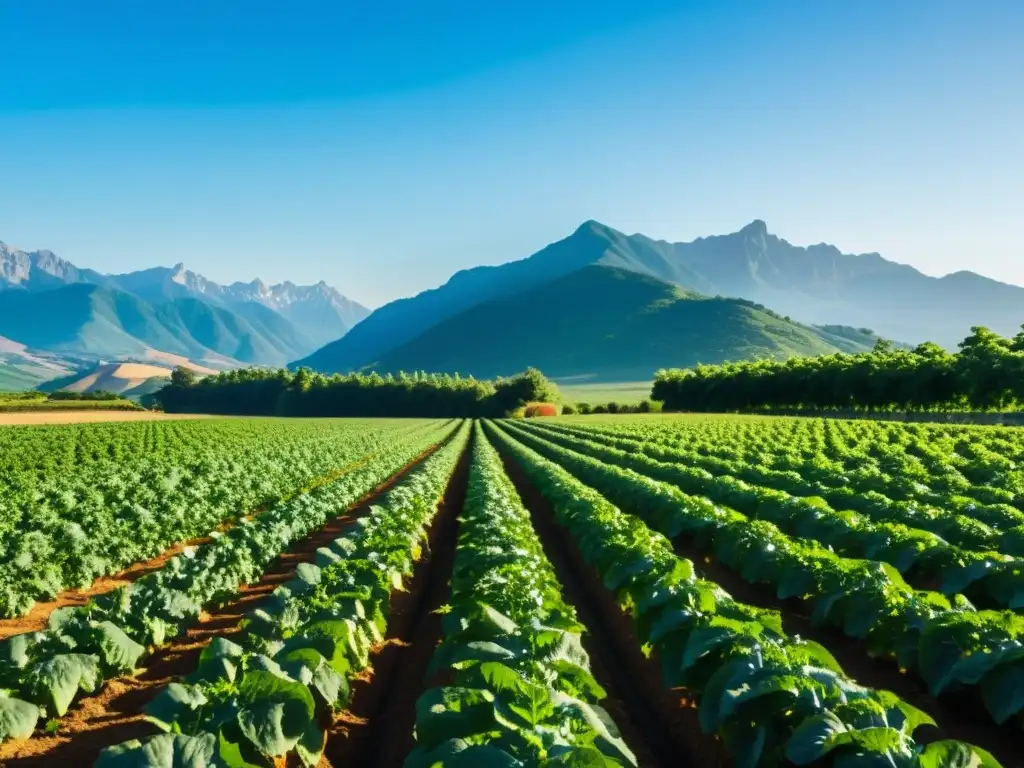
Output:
[0,412,1018,767]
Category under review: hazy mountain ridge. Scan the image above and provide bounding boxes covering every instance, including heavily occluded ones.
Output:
[365,265,879,380]
[108,263,369,347]
[0,239,369,370]
[298,219,1024,374]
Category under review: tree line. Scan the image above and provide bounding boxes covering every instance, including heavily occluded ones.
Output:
[154,366,559,418]
[652,326,1024,413]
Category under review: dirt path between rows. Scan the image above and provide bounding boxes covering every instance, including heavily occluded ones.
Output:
[0,443,445,767]
[321,435,472,768]
[0,412,217,426]
[495,442,729,768]
[0,451,382,640]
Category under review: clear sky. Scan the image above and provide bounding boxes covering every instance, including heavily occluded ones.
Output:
[1,0,1021,307]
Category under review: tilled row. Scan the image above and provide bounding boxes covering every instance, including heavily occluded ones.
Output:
[0,420,458,758]
[502,419,1024,735]
[0,419,436,618]
[406,423,639,765]
[526,419,1024,609]
[487,419,1005,767]
[93,421,473,767]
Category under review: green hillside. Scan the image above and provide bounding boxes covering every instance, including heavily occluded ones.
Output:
[0,284,314,366]
[365,265,876,381]
[0,363,51,391]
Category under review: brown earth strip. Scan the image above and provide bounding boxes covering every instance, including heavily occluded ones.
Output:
[321,434,472,768]
[672,538,1023,768]
[495,445,729,768]
[0,451,381,640]
[0,442,446,768]
[0,412,218,426]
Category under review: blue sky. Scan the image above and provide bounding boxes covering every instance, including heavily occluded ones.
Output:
[1,0,1021,307]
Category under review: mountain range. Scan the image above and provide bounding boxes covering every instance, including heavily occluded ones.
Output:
[298,219,1024,379]
[5,218,1023,390]
[0,240,370,376]
[363,265,883,380]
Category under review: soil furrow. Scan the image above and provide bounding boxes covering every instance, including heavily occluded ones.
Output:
[0,450,383,640]
[672,538,1023,767]
[321,436,472,768]
[0,442,445,768]
[495,446,728,768]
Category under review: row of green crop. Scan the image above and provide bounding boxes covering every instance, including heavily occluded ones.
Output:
[95,422,472,767]
[407,424,636,766]
[542,419,1024,541]
[485,421,1000,766]
[574,414,1024,515]
[526,421,1024,610]
[0,419,438,617]
[0,421,458,745]
[0,419,314,477]
[500,420,1024,728]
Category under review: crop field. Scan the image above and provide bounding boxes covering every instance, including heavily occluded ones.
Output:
[557,380,654,406]
[0,414,1020,767]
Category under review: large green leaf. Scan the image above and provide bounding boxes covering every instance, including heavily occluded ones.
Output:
[0,691,40,741]
[0,633,34,670]
[189,637,244,685]
[431,640,520,676]
[289,619,362,674]
[917,740,1002,768]
[278,648,349,709]
[980,661,1024,724]
[93,621,146,673]
[551,693,636,767]
[405,738,522,768]
[785,711,849,765]
[25,652,100,715]
[698,653,760,733]
[94,733,221,768]
[413,686,499,751]
[145,683,209,733]
[234,670,316,758]
[543,745,625,766]
[295,720,326,768]
[479,661,530,695]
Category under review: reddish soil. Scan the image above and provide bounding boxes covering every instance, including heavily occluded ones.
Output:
[0,412,216,426]
[321,436,472,768]
[0,453,377,640]
[495,445,730,768]
[671,538,1023,767]
[0,536,215,641]
[0,443,444,768]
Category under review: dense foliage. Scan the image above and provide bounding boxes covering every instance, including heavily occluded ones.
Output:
[487,420,1000,766]
[0,390,141,412]
[155,366,559,417]
[96,422,471,767]
[3,412,1022,765]
[47,390,127,401]
[0,421,456,744]
[409,424,635,765]
[0,418,436,617]
[653,326,1024,412]
[505,417,1024,728]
